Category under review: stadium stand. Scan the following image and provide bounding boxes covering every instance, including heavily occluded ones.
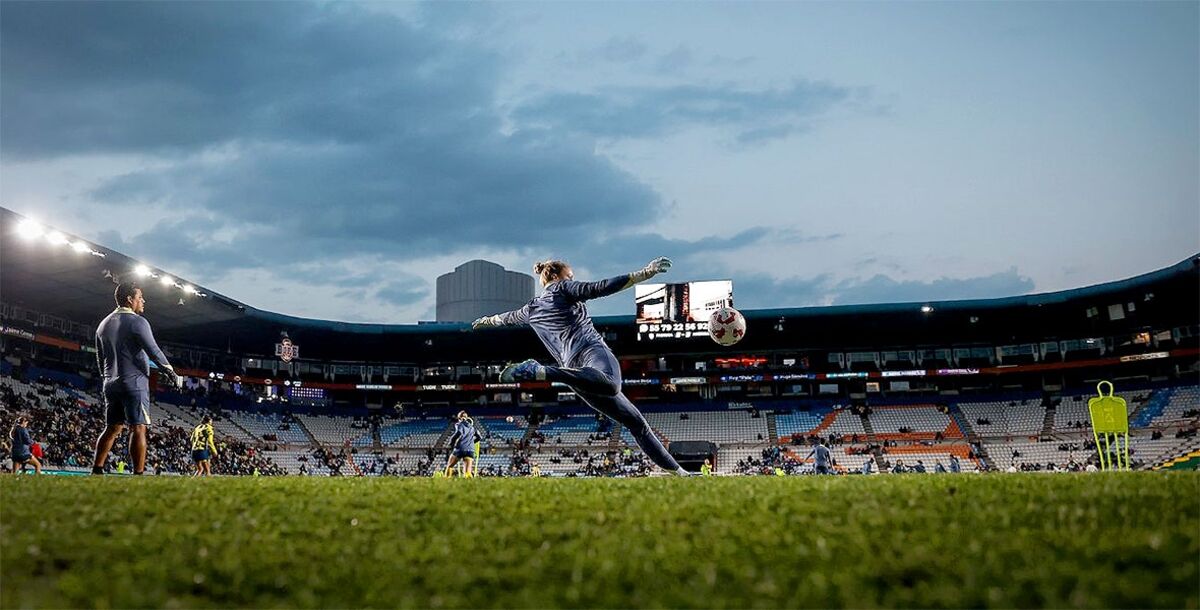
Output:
[3,356,1198,476]
[957,399,1045,436]
[296,414,374,447]
[642,410,769,444]
[379,419,449,448]
[868,405,960,440]
[534,416,605,446]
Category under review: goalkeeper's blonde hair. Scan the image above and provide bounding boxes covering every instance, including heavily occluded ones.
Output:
[533,260,570,285]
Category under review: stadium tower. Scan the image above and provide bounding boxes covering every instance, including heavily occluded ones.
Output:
[435,260,535,323]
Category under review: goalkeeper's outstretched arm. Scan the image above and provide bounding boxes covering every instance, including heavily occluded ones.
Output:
[559,257,673,302]
[471,304,530,330]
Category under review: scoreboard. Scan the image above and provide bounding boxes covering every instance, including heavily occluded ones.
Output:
[635,280,732,341]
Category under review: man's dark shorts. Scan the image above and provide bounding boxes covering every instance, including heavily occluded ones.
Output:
[192,449,211,462]
[453,448,475,459]
[103,383,151,427]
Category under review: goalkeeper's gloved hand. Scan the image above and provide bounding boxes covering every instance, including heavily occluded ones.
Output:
[630,256,673,284]
[162,365,184,389]
[471,315,502,330]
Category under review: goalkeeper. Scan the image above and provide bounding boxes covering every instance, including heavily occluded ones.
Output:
[473,258,687,475]
[92,282,183,476]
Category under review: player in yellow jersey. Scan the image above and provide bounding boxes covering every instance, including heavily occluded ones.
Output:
[472,419,482,477]
[190,415,218,477]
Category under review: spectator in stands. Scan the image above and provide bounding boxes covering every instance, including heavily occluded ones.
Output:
[9,416,41,474]
[913,460,927,473]
[860,456,874,475]
[934,461,947,474]
[949,455,961,473]
[92,282,182,475]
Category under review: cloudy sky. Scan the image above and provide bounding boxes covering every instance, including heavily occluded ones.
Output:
[2,1,1196,322]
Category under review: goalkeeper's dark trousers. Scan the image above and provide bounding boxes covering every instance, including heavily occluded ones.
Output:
[542,346,682,473]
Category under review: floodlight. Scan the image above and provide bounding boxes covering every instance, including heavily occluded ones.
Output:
[134,265,152,277]
[160,276,175,287]
[16,219,43,240]
[183,285,198,294]
[70,241,91,254]
[920,305,934,314]
[46,231,68,246]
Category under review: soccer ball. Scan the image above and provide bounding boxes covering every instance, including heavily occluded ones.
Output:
[708,307,746,346]
[505,416,515,423]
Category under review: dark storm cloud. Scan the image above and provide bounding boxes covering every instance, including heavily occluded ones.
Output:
[511,80,862,142]
[2,1,668,268]
[1,2,495,158]
[723,273,834,310]
[573,227,774,272]
[0,1,896,319]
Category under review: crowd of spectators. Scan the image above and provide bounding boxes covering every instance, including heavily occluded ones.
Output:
[1,376,283,476]
[734,445,803,475]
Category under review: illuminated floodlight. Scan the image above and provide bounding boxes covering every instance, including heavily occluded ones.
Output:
[920,305,934,314]
[16,219,44,240]
[182,285,197,295]
[70,241,91,254]
[133,265,152,277]
[46,231,68,246]
[160,275,175,287]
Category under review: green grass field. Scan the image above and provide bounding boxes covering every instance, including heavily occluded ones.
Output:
[2,473,1197,609]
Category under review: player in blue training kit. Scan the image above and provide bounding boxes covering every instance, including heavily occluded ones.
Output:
[805,441,834,475]
[444,411,478,477]
[93,282,182,475]
[473,257,688,475]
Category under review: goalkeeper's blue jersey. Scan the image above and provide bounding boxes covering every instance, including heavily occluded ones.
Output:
[498,275,631,368]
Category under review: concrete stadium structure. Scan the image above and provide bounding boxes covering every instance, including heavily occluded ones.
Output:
[435,260,535,323]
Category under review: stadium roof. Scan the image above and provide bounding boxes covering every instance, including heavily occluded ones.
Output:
[2,207,1197,361]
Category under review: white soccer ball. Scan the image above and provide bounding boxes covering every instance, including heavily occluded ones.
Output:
[505,416,515,423]
[708,307,746,346]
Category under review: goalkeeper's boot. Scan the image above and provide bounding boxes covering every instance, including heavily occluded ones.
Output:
[500,359,545,382]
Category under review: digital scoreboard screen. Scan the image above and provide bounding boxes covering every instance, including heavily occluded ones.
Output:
[635,280,732,341]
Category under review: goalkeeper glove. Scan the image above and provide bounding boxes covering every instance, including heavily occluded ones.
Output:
[471,315,502,330]
[629,256,672,284]
[161,365,184,389]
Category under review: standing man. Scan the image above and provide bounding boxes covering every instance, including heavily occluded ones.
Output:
[93,282,182,475]
[806,440,834,475]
